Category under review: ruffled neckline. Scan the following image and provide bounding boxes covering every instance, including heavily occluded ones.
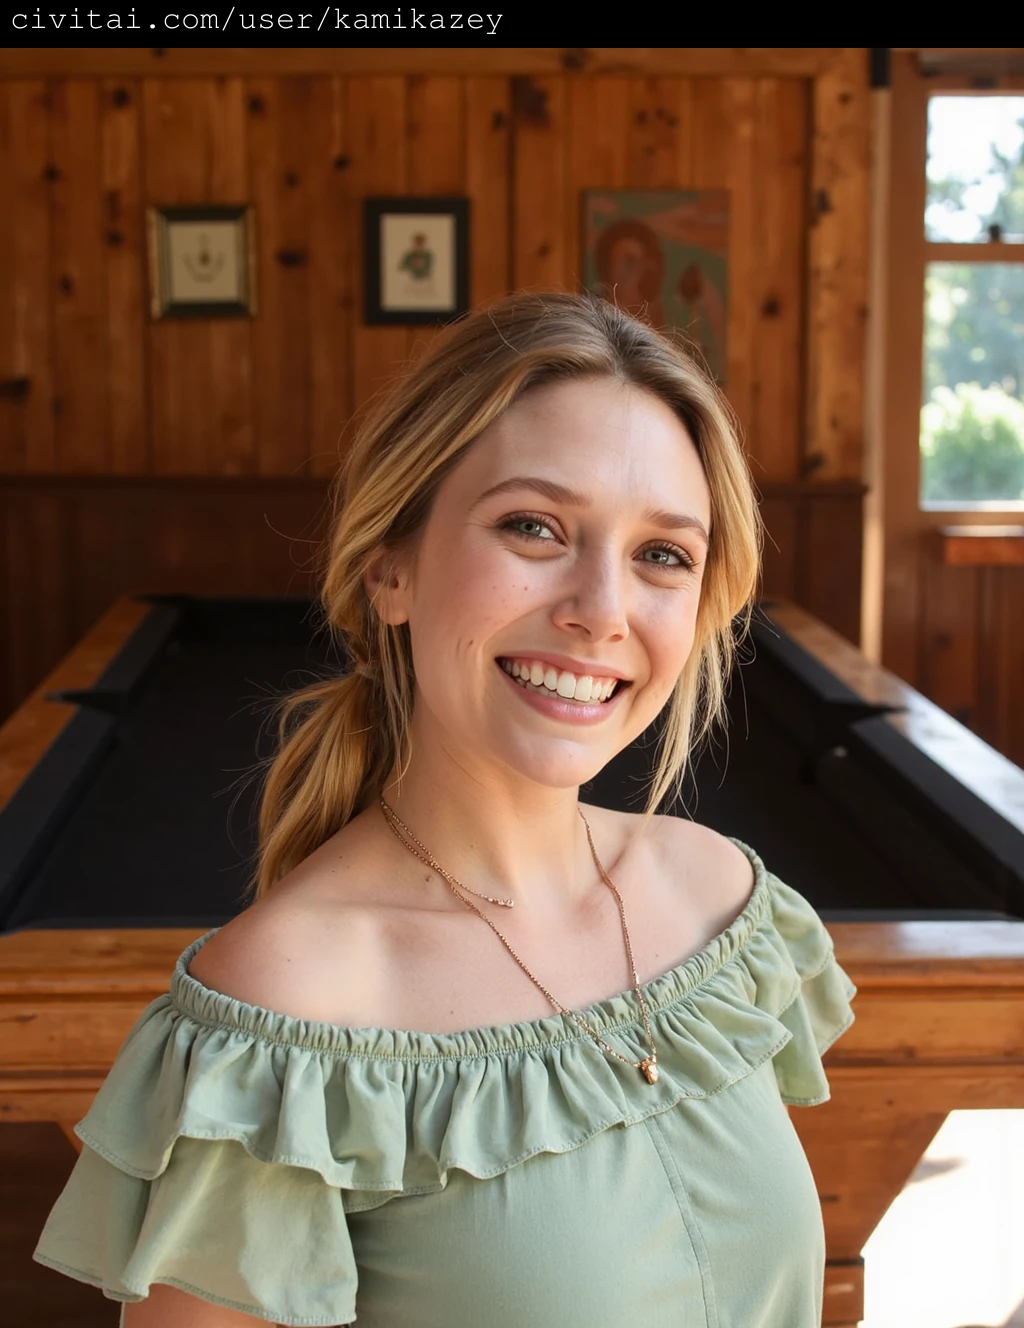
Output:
[171,836,773,1062]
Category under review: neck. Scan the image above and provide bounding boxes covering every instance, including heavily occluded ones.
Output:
[379,754,604,921]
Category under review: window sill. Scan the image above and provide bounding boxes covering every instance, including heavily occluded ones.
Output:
[938,525,1024,566]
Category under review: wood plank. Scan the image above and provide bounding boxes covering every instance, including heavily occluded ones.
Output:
[805,47,871,481]
[248,76,312,476]
[626,76,690,188]
[511,75,567,290]
[0,49,844,79]
[404,75,465,362]
[143,78,254,476]
[919,556,979,731]
[749,77,808,482]
[880,53,929,687]
[465,76,512,308]
[204,76,254,477]
[691,77,756,431]
[100,78,147,474]
[803,491,864,642]
[306,77,354,478]
[348,77,409,414]
[142,78,212,476]
[0,80,54,472]
[566,76,629,288]
[49,79,109,473]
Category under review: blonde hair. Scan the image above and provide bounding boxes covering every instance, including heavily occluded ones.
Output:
[249,292,763,902]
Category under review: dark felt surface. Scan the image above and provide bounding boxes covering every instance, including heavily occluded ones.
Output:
[3,597,1020,932]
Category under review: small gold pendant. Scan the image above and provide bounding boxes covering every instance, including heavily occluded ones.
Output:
[640,1057,659,1084]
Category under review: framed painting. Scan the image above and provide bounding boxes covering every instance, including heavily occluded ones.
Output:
[581,189,730,381]
[364,197,470,325]
[147,204,256,319]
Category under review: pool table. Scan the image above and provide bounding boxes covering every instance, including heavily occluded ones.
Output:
[2,593,1024,1328]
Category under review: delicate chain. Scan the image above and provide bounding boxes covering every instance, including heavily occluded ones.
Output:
[378,796,660,1083]
[378,800,514,908]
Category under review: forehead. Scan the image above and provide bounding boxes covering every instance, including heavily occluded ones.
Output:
[445,376,708,509]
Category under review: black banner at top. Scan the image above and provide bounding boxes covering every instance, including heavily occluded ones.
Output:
[4,9,796,48]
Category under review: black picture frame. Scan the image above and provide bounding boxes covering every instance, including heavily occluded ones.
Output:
[363,197,470,325]
[147,204,257,320]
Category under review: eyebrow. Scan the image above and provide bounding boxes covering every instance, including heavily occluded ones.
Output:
[472,475,710,548]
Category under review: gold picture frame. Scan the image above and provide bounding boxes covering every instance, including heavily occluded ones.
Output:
[147,204,257,320]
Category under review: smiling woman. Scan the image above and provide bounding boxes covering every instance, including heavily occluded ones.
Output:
[32,293,856,1328]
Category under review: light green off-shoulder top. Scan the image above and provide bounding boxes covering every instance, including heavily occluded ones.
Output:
[33,838,856,1328]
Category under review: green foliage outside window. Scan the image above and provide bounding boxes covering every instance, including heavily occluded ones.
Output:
[922,102,1024,503]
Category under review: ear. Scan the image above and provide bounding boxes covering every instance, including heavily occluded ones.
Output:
[363,547,411,625]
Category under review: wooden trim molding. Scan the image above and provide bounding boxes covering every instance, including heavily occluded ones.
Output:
[0,47,847,79]
[938,525,1024,567]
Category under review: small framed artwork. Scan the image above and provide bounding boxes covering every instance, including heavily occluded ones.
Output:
[147,204,257,319]
[581,189,730,381]
[364,197,470,325]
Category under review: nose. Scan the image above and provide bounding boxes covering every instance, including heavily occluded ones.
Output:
[550,549,630,643]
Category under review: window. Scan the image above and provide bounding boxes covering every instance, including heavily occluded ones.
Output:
[920,96,1024,508]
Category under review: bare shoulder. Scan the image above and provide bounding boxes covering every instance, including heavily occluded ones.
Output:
[185,886,382,1029]
[645,814,758,931]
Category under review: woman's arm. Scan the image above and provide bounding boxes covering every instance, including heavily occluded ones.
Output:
[122,1284,272,1326]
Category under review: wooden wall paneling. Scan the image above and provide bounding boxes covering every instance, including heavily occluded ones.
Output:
[306,77,353,479]
[203,76,254,476]
[404,76,465,363]
[749,78,808,483]
[919,555,980,731]
[757,491,801,603]
[626,76,691,188]
[66,481,329,630]
[511,76,567,290]
[0,82,54,473]
[100,78,147,475]
[50,80,109,473]
[465,77,511,308]
[691,78,757,445]
[880,54,929,686]
[143,78,253,476]
[0,488,72,723]
[143,78,217,475]
[805,48,870,482]
[248,77,313,477]
[348,77,409,415]
[567,76,630,287]
[802,487,865,643]
[566,76,629,286]
[1001,569,1024,767]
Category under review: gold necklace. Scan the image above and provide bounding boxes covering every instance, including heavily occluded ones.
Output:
[379,796,660,1084]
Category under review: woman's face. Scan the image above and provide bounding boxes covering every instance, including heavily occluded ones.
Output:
[385,375,712,792]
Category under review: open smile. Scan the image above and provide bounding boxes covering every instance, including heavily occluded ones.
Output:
[496,656,630,710]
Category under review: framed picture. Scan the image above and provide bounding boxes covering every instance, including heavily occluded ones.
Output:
[364,197,470,325]
[581,189,730,381]
[147,204,257,319]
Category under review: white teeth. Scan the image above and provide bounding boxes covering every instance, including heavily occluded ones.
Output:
[499,658,622,705]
